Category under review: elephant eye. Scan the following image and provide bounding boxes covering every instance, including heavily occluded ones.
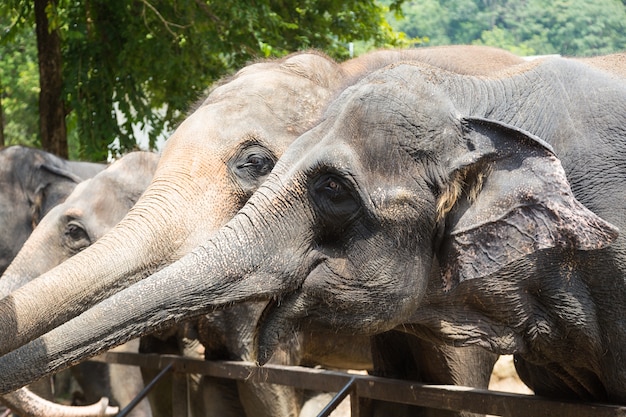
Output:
[320,176,345,199]
[232,144,276,178]
[312,173,360,221]
[64,222,91,251]
[231,144,277,195]
[238,154,274,177]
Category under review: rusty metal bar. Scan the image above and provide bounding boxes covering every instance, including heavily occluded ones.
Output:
[317,377,356,417]
[92,352,626,417]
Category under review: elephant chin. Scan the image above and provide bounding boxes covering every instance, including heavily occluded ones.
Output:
[252,262,366,366]
[254,295,302,366]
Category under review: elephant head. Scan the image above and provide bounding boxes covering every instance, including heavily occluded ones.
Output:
[3,57,624,404]
[0,46,526,355]
[0,52,351,355]
[0,151,159,297]
[0,51,357,417]
[0,145,104,274]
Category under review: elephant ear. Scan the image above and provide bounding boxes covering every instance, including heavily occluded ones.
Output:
[29,161,83,227]
[438,117,619,290]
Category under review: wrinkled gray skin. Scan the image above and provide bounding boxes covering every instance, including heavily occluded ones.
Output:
[5,56,625,411]
[0,151,158,417]
[0,46,532,417]
[0,145,104,274]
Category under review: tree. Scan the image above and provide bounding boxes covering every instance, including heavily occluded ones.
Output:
[0,11,40,149]
[2,0,405,161]
[387,0,626,57]
[35,0,67,157]
[515,0,626,56]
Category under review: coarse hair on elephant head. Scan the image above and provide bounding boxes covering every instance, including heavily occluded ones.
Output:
[575,52,626,79]
[0,146,104,274]
[340,44,525,77]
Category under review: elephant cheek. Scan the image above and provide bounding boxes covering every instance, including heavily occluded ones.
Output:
[301,259,360,309]
[305,258,349,287]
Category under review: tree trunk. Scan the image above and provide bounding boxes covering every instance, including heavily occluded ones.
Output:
[35,0,68,158]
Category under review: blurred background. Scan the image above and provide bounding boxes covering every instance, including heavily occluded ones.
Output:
[1,0,625,161]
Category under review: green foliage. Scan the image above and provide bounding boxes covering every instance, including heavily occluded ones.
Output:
[6,0,624,160]
[387,0,626,57]
[0,21,40,148]
[2,0,403,161]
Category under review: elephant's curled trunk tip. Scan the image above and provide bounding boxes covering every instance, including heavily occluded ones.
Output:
[1,389,118,417]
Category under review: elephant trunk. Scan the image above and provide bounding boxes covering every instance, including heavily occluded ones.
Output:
[0,208,66,298]
[1,388,118,417]
[0,388,119,417]
[0,179,190,356]
[0,180,315,394]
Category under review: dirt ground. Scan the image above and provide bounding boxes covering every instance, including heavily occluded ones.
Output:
[488,355,533,395]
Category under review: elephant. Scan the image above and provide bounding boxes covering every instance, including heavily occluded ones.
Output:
[0,151,159,417]
[3,53,624,411]
[0,46,536,416]
[0,145,104,274]
[576,52,626,78]
[340,44,524,76]
[1,151,159,297]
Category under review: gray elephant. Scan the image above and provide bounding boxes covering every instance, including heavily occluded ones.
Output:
[0,47,533,416]
[0,151,159,417]
[0,145,104,274]
[1,151,158,296]
[5,53,625,412]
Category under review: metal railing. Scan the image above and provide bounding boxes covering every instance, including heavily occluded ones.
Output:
[91,352,626,417]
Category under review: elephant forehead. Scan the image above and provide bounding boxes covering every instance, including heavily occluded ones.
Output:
[176,98,300,146]
[212,69,330,109]
[332,76,453,143]
[214,72,332,121]
[62,207,84,219]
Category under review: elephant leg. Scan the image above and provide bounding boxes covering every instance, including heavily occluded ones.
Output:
[178,325,211,417]
[513,354,605,401]
[197,376,245,417]
[237,333,303,417]
[139,333,179,417]
[369,330,497,417]
[72,341,152,417]
[238,380,301,417]
[108,339,153,417]
[70,361,111,404]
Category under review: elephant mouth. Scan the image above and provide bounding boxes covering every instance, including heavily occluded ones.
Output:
[251,251,331,363]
